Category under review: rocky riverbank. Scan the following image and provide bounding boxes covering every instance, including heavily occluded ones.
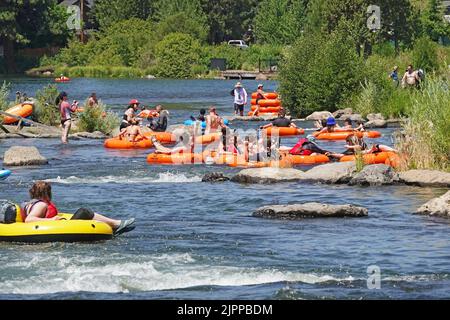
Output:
[229,163,450,188]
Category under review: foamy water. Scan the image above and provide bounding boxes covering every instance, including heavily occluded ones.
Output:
[0,252,354,295]
[44,172,202,184]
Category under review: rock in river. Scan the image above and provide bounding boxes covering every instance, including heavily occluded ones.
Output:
[348,164,399,186]
[202,172,230,182]
[3,146,48,166]
[300,162,356,184]
[253,203,368,220]
[232,167,303,184]
[398,170,450,188]
[416,191,450,218]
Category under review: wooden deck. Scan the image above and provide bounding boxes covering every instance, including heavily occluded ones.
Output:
[220,70,278,80]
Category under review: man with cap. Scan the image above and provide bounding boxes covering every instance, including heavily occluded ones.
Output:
[232,82,247,116]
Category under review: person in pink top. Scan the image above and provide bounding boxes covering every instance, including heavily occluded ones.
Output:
[56,91,78,144]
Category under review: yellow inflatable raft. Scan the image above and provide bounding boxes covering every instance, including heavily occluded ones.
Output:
[0,213,113,243]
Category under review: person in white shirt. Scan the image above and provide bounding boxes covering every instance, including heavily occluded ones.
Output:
[232,82,247,116]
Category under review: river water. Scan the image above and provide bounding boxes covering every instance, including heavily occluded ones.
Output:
[0,77,449,300]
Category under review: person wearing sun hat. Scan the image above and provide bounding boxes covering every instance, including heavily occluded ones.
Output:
[232,81,247,116]
[120,99,140,131]
[317,116,347,134]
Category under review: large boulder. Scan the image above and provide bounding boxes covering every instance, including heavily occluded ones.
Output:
[253,203,368,220]
[416,191,450,218]
[231,167,303,184]
[398,170,450,188]
[366,113,385,121]
[332,108,353,119]
[364,120,388,128]
[202,172,230,182]
[338,113,365,122]
[300,162,356,184]
[305,111,333,121]
[348,164,399,186]
[3,146,48,166]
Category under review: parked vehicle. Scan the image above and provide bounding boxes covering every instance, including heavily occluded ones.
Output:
[228,40,249,49]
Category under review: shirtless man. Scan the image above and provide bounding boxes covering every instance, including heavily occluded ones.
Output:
[205,107,225,134]
[401,64,420,88]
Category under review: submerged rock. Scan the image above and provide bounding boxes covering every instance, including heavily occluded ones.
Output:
[398,170,450,188]
[364,119,388,128]
[3,146,48,166]
[253,203,368,220]
[231,167,303,184]
[349,164,399,186]
[72,131,107,139]
[305,111,333,121]
[416,191,450,218]
[202,172,230,182]
[300,162,356,184]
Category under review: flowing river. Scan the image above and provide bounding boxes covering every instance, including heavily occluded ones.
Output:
[0,77,448,299]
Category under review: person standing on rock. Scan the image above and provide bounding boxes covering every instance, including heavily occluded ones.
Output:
[56,91,78,144]
[232,82,247,116]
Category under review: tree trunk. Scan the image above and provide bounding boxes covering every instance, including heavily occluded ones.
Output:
[3,38,17,74]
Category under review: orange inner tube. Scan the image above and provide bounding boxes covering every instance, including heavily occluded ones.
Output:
[340,152,400,167]
[139,110,159,119]
[55,77,70,82]
[250,106,282,113]
[248,111,279,117]
[250,99,281,107]
[147,153,204,165]
[314,131,382,140]
[264,127,305,137]
[143,132,177,144]
[251,92,278,99]
[194,132,222,145]
[284,154,330,165]
[104,137,153,149]
[2,104,33,124]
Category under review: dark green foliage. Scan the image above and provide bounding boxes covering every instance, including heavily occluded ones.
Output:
[254,0,308,45]
[412,36,439,73]
[280,30,364,117]
[154,33,202,78]
[34,85,60,126]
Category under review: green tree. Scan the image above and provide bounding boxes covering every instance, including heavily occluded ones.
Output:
[421,0,450,42]
[154,33,202,78]
[0,0,70,73]
[412,36,438,73]
[155,12,208,43]
[200,0,259,44]
[280,29,364,117]
[254,0,308,45]
[372,0,417,53]
[92,0,157,30]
